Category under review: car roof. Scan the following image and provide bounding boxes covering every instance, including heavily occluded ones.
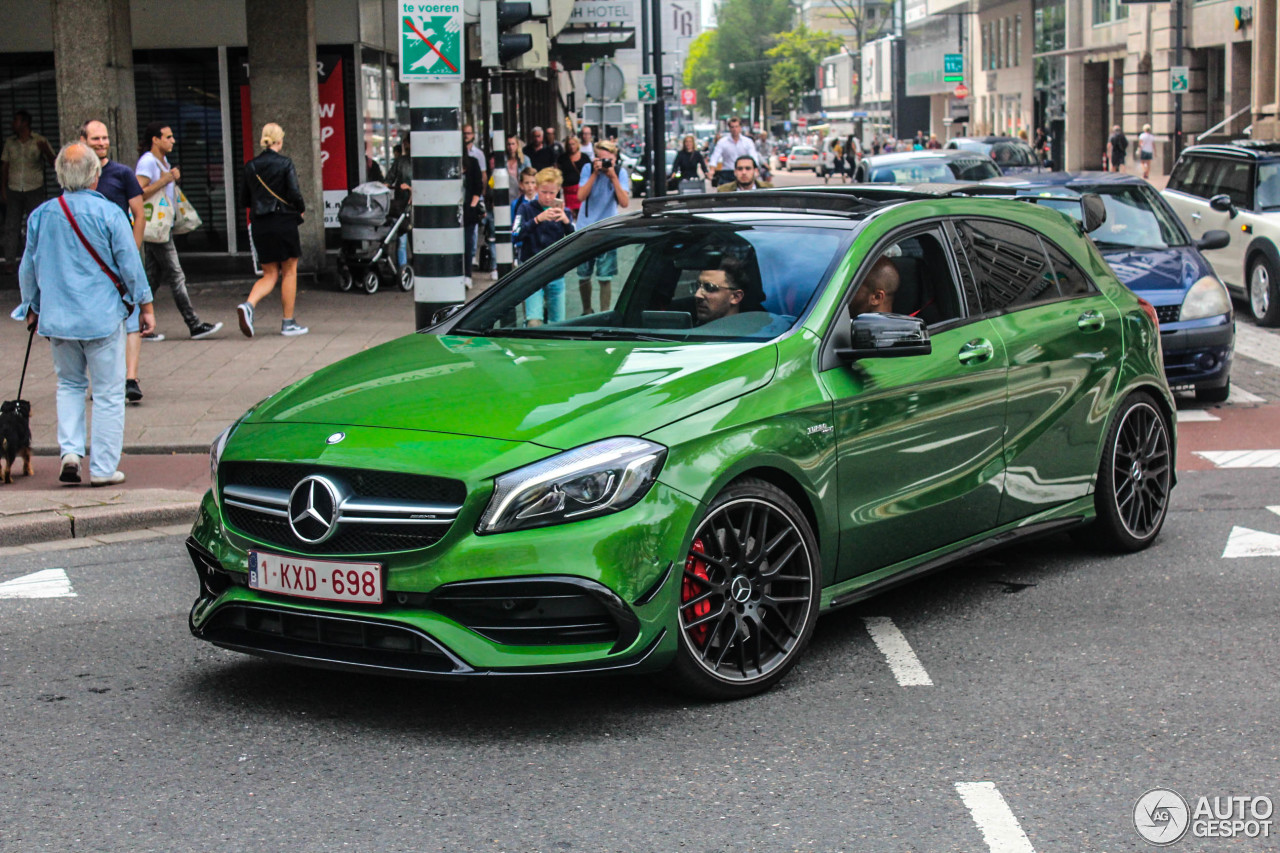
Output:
[951,136,1029,145]
[1181,140,1280,160]
[861,150,990,165]
[982,171,1149,189]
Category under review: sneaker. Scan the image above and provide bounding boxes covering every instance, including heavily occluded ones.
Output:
[141,331,166,342]
[237,302,254,338]
[59,453,82,484]
[190,321,223,340]
[464,276,473,290]
[125,379,143,402]
[90,471,127,487]
[281,318,309,337]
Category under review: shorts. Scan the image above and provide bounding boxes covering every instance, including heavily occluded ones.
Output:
[1140,151,1153,161]
[576,249,618,280]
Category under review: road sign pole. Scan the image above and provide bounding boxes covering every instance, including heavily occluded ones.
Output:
[490,75,513,280]
[651,0,666,197]
[410,82,466,329]
[1174,0,1184,161]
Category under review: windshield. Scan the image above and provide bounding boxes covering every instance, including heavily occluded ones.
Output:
[1258,163,1280,210]
[991,141,1038,167]
[870,158,1000,182]
[451,222,851,342]
[1017,185,1188,249]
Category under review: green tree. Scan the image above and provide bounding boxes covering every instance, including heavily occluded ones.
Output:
[712,0,794,112]
[684,30,733,116]
[765,27,844,113]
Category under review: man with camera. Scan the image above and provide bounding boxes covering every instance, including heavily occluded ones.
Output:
[573,140,630,314]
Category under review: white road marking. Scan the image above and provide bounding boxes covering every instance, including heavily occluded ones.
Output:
[861,616,933,686]
[1233,322,1280,370]
[1228,385,1266,404]
[955,782,1037,853]
[1194,450,1280,468]
[0,569,76,600]
[1223,526,1280,558]
[1269,506,1280,518]
[1176,409,1220,422]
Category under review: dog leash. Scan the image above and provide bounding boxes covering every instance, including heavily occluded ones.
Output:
[16,324,34,402]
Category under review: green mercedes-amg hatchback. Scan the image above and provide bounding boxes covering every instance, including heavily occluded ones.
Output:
[188,188,1175,698]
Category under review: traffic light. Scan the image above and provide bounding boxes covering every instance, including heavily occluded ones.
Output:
[481,1,542,66]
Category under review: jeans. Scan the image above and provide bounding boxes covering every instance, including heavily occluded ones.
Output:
[396,234,408,268]
[464,223,477,278]
[50,324,127,479]
[524,277,565,323]
[4,188,44,265]
[143,237,200,330]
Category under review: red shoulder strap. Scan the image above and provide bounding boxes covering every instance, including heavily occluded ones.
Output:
[58,195,130,305]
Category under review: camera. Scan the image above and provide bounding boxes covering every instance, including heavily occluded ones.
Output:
[598,158,613,171]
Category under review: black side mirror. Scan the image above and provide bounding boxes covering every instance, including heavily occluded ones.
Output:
[1080,193,1107,233]
[1209,194,1238,217]
[430,303,465,325]
[836,312,932,361]
[1195,229,1231,251]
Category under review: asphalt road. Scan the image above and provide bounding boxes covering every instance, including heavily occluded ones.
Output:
[2,462,1278,852]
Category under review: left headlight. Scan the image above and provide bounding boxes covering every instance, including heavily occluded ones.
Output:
[1181,275,1232,321]
[478,437,668,534]
[209,424,234,500]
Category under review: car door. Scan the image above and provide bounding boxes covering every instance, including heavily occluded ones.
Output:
[951,218,1126,524]
[1201,157,1254,290]
[1165,155,1244,288]
[819,226,1009,579]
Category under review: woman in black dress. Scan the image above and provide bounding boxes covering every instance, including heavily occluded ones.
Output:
[670,134,708,189]
[237,122,307,337]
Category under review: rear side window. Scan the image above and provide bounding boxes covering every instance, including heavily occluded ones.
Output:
[1213,159,1255,209]
[1038,237,1097,298]
[1169,155,1218,199]
[954,220,1058,312]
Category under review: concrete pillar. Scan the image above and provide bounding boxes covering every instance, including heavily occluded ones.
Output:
[246,0,325,274]
[51,0,137,160]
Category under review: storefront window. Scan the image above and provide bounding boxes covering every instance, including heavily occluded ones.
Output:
[0,54,60,201]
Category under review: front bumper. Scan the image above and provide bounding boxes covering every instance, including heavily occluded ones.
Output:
[187,478,698,678]
[1160,316,1234,389]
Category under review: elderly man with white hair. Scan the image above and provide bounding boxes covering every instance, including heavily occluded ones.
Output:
[15,142,154,486]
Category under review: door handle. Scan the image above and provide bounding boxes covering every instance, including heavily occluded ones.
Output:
[1077,310,1106,332]
[1191,212,1202,221]
[957,338,994,365]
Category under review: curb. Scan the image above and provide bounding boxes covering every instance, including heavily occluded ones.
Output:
[0,498,200,548]
[33,443,212,456]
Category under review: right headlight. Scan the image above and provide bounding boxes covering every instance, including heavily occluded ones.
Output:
[477,437,667,534]
[1181,275,1232,321]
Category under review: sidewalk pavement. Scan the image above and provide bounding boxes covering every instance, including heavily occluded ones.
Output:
[1,272,493,550]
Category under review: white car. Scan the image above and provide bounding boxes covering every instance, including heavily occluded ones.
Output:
[1162,140,1280,325]
[786,146,821,172]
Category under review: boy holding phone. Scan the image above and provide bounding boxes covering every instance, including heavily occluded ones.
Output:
[511,167,573,325]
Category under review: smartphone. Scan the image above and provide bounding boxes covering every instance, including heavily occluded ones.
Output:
[551,198,565,208]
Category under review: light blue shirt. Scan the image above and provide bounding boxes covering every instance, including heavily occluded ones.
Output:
[576,161,630,227]
[15,189,151,340]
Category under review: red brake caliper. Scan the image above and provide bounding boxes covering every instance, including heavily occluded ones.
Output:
[682,538,712,646]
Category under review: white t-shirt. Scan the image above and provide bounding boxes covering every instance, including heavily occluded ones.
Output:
[1139,132,1156,155]
[709,134,760,171]
[136,151,176,206]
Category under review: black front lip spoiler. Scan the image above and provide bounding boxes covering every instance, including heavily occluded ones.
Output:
[192,599,667,680]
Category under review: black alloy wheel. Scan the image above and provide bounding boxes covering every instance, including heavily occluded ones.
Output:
[669,478,820,699]
[1095,393,1172,551]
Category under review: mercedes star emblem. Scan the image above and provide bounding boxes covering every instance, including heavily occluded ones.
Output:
[287,475,343,544]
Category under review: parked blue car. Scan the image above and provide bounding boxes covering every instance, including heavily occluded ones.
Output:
[984,172,1235,402]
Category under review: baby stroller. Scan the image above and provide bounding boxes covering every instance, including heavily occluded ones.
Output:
[336,182,413,294]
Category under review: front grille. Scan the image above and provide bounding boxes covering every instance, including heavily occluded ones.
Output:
[430,576,640,650]
[200,604,468,674]
[1156,304,1180,324]
[219,461,466,555]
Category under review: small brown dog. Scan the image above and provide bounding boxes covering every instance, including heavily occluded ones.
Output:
[0,399,33,484]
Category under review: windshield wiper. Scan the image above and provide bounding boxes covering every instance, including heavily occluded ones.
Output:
[589,330,682,342]
[451,327,564,338]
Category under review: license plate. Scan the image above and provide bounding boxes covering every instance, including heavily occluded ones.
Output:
[248,550,384,605]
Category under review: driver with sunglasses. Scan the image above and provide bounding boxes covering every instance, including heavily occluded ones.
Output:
[694,254,752,325]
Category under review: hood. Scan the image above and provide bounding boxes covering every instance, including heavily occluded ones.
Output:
[1099,244,1210,305]
[247,333,778,449]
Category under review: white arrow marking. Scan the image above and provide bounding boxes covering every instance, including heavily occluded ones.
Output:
[0,568,76,599]
[862,616,933,686]
[1194,450,1280,468]
[955,782,1037,853]
[1223,526,1280,558]
[1176,409,1219,422]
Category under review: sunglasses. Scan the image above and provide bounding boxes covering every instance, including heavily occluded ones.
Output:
[694,280,741,295]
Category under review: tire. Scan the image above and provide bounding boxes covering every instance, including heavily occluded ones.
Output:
[1092,392,1173,552]
[1247,254,1280,326]
[361,270,379,295]
[337,266,354,292]
[666,478,821,700]
[1195,381,1230,404]
[397,263,415,292]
